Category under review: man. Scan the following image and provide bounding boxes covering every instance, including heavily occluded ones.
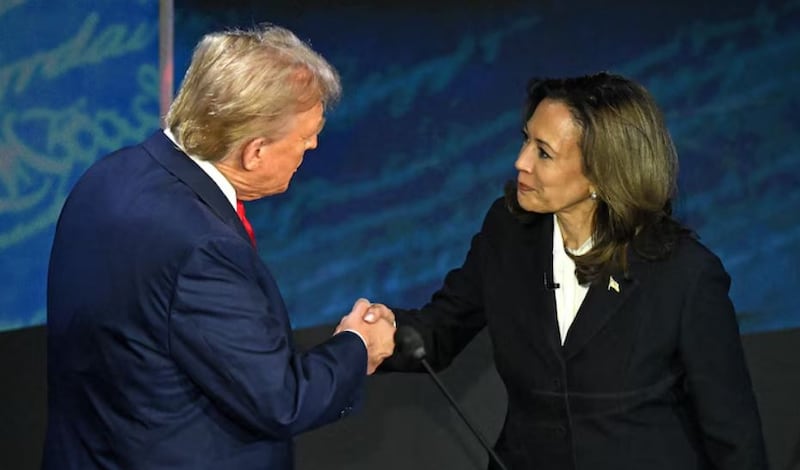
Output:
[42,25,395,469]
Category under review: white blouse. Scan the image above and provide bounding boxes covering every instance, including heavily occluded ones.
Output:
[552,214,593,345]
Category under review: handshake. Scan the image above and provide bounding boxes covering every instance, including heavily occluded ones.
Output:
[334,298,396,375]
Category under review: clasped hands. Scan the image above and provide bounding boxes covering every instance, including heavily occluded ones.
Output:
[334,298,396,374]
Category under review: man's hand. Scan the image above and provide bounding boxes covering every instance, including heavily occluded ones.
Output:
[335,299,395,374]
[363,303,395,328]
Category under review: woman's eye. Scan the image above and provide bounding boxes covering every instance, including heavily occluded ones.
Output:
[538,147,551,159]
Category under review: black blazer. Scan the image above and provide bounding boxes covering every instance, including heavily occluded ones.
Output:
[392,197,767,470]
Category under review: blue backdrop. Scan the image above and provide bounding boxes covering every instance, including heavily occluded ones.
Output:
[0,0,160,330]
[1,0,798,334]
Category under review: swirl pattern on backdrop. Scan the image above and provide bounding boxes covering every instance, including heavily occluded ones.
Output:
[1,0,798,333]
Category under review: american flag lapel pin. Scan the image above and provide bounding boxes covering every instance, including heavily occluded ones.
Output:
[608,275,620,293]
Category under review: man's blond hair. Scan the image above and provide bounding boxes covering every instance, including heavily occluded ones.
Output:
[165,25,341,161]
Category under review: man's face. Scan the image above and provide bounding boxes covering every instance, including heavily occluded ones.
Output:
[243,101,326,198]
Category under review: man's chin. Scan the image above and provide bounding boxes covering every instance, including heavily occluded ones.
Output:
[258,183,291,198]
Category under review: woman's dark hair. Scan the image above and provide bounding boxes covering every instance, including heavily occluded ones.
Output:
[505,72,692,284]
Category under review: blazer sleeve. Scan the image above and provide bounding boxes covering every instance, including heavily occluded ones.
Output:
[167,235,367,439]
[387,200,506,371]
[679,252,769,469]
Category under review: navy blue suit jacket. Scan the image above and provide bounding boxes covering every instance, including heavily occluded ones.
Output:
[43,131,367,469]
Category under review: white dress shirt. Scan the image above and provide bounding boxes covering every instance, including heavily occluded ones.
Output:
[552,214,592,345]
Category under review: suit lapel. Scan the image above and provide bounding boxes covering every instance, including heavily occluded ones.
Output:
[142,131,253,245]
[562,255,642,360]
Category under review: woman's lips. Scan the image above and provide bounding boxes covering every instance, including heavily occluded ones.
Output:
[517,181,534,192]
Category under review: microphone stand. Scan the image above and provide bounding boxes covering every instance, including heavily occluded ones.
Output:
[419,358,510,470]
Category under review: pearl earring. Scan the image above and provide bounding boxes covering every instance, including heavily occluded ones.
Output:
[590,191,598,200]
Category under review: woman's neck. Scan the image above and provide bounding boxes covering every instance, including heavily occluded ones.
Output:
[555,208,594,251]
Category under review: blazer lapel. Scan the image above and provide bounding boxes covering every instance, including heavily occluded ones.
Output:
[562,256,641,360]
[517,214,562,356]
[142,131,253,245]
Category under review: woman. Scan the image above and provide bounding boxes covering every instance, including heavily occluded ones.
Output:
[368,72,767,469]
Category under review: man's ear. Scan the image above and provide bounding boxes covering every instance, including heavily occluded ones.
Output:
[241,138,266,171]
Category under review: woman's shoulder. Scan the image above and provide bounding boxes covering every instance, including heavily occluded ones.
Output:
[485,196,511,223]
[479,196,550,250]
[660,232,728,274]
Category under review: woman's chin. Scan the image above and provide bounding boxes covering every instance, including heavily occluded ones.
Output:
[516,193,542,213]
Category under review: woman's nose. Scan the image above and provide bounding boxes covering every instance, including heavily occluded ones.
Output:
[515,146,534,173]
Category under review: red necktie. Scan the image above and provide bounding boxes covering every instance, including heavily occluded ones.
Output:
[236,200,257,247]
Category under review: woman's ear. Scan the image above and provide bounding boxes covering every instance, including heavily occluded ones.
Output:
[241,138,266,171]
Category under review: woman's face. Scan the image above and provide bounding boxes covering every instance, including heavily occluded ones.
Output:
[515,98,595,219]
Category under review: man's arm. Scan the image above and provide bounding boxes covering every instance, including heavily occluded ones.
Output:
[168,236,392,438]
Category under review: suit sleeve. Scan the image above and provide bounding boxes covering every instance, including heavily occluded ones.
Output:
[167,235,367,439]
[679,253,768,469]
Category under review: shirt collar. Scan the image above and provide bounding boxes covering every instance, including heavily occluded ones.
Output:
[163,128,237,210]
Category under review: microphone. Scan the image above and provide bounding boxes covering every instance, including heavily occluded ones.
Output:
[544,272,560,290]
[395,326,510,470]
